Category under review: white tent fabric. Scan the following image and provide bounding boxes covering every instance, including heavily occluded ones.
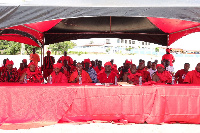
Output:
[1,0,200,29]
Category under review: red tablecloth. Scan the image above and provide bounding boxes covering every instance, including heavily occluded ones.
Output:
[1,83,200,124]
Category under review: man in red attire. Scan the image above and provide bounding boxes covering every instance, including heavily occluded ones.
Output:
[48,63,68,83]
[184,63,200,84]
[69,63,92,83]
[152,64,172,84]
[58,51,73,67]
[0,60,19,82]
[94,60,104,74]
[97,62,118,84]
[17,63,27,77]
[0,58,8,74]
[43,50,55,81]
[175,63,190,84]
[162,48,175,66]
[30,48,40,66]
[119,60,132,81]
[137,60,151,83]
[22,59,28,68]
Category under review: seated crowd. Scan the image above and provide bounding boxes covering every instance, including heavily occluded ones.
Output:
[0,50,199,84]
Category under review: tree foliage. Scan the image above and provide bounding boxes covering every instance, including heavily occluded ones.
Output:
[49,41,77,55]
[24,44,40,55]
[0,40,21,55]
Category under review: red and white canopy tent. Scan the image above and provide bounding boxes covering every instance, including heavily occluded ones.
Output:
[1,0,200,65]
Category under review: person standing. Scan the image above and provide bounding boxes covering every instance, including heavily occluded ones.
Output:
[30,48,40,66]
[43,50,55,80]
[58,51,73,67]
[162,48,175,67]
[175,63,190,84]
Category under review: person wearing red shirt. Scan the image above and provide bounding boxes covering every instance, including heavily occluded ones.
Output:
[184,63,200,84]
[58,51,73,67]
[123,64,142,84]
[69,63,92,83]
[30,48,40,66]
[94,60,104,74]
[17,63,27,77]
[97,62,118,84]
[43,50,55,80]
[137,60,151,83]
[175,63,190,84]
[152,64,172,84]
[0,60,19,82]
[48,63,68,83]
[162,48,175,66]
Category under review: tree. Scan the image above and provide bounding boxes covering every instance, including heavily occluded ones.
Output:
[49,41,76,55]
[155,47,159,52]
[24,44,40,55]
[2,41,21,55]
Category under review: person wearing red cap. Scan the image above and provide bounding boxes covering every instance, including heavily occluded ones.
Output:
[48,63,68,83]
[175,63,190,84]
[58,51,73,67]
[69,62,92,83]
[152,64,172,83]
[119,60,132,81]
[137,60,151,83]
[97,62,118,84]
[20,62,43,83]
[94,60,104,74]
[0,60,19,82]
[43,50,55,81]
[30,48,40,66]
[162,48,175,67]
[184,63,200,84]
[22,59,28,68]
[83,59,98,83]
[123,64,142,84]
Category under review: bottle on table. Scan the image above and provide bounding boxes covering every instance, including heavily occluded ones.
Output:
[49,75,52,84]
[24,74,27,84]
[171,76,175,85]
[139,76,142,85]
[115,76,118,85]
[79,75,82,84]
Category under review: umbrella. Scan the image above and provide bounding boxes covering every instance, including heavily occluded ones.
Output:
[1,16,200,47]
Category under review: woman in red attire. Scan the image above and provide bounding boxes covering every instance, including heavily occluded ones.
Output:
[20,62,43,83]
[69,63,92,83]
[152,64,172,84]
[48,63,68,83]
[97,62,118,84]
[123,64,142,84]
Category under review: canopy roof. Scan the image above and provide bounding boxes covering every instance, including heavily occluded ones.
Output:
[1,1,200,47]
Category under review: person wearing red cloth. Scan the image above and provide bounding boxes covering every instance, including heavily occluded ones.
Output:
[119,60,132,81]
[137,60,151,83]
[0,60,19,82]
[48,63,68,83]
[17,63,27,77]
[94,60,104,74]
[0,58,8,75]
[30,48,40,66]
[20,62,43,83]
[83,59,98,83]
[175,63,190,84]
[184,63,200,84]
[97,62,118,84]
[162,48,175,66]
[69,63,92,83]
[152,64,172,84]
[58,51,73,67]
[70,60,77,72]
[43,50,55,80]
[22,59,28,68]
[123,64,142,84]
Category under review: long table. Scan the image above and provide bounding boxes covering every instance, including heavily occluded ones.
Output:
[0,83,200,124]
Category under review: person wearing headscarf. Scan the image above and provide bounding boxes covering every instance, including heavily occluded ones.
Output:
[43,50,55,80]
[48,63,68,83]
[20,62,43,83]
[83,59,98,83]
[97,62,118,84]
[69,62,92,83]
[152,64,172,83]
[184,63,200,84]
[162,48,175,66]
[0,60,19,82]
